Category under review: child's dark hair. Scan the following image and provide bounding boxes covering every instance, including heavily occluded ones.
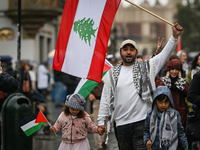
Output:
[63,105,85,118]
[155,94,170,102]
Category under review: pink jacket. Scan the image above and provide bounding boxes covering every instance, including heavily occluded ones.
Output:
[53,112,98,143]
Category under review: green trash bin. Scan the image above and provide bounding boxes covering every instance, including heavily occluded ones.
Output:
[2,93,33,150]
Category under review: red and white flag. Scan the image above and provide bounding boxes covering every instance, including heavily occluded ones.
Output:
[53,0,121,83]
[177,37,181,53]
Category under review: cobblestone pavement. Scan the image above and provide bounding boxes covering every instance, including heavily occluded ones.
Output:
[33,98,119,150]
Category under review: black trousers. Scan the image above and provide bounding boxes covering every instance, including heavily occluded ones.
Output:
[116,120,146,150]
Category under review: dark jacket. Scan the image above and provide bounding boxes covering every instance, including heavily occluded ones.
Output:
[0,72,19,92]
[143,86,188,150]
[53,69,80,86]
[187,71,200,113]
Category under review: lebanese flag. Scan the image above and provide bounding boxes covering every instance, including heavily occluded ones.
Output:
[53,0,121,83]
[74,59,112,98]
[19,110,48,136]
[177,37,181,53]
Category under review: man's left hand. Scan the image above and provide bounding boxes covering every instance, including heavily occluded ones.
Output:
[172,23,183,39]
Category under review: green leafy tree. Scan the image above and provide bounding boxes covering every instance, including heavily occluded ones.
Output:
[175,0,200,52]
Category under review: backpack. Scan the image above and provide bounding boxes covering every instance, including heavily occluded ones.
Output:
[23,72,31,93]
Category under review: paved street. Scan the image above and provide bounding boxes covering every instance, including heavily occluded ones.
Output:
[33,97,119,150]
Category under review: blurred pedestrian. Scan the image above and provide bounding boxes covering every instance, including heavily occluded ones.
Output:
[63,74,80,95]
[19,61,32,100]
[136,55,144,62]
[0,61,19,148]
[186,53,200,84]
[28,64,37,89]
[50,94,105,150]
[98,23,183,150]
[177,50,191,77]
[53,69,67,107]
[186,53,200,114]
[144,86,188,150]
[37,62,49,98]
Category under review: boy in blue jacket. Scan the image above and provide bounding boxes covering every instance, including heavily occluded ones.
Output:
[143,86,188,150]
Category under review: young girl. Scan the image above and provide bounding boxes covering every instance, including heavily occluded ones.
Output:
[50,94,104,150]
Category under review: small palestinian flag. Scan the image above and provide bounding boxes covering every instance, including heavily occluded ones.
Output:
[19,110,48,136]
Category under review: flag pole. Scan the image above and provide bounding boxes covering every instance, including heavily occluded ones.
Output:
[39,110,57,137]
[124,0,174,26]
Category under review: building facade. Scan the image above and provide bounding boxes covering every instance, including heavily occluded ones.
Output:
[0,0,64,65]
[109,0,182,60]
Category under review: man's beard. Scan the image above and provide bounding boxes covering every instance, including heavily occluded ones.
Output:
[121,54,137,65]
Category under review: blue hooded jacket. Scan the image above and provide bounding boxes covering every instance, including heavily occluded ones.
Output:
[143,86,188,150]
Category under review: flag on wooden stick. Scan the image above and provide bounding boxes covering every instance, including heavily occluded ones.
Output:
[53,0,121,83]
[177,37,181,53]
[19,110,48,136]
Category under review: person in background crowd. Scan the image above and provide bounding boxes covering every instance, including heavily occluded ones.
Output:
[0,61,19,110]
[187,71,200,150]
[136,55,144,62]
[157,54,180,78]
[28,64,37,89]
[0,61,19,148]
[37,62,49,98]
[186,53,200,84]
[20,61,32,100]
[144,86,188,150]
[0,56,16,78]
[156,59,191,150]
[63,74,80,95]
[177,50,191,78]
[98,23,183,150]
[185,53,200,113]
[53,69,68,107]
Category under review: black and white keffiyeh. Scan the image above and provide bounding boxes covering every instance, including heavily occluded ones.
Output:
[102,60,156,140]
[161,76,186,91]
[150,104,178,150]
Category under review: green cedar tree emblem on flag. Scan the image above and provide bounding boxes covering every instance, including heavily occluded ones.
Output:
[73,17,98,46]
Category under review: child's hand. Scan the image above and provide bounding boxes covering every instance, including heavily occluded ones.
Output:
[50,126,56,133]
[98,126,106,135]
[89,94,96,101]
[146,140,152,149]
